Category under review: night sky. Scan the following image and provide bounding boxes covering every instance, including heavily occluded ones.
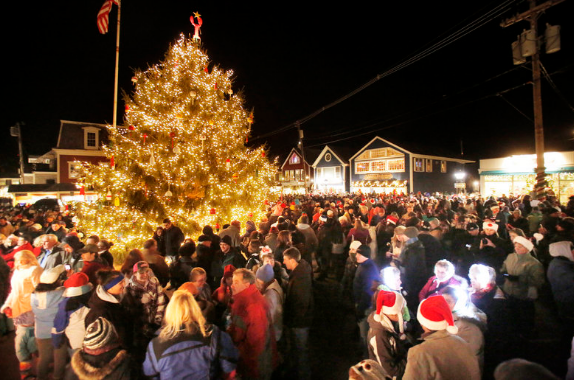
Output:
[2,0,574,172]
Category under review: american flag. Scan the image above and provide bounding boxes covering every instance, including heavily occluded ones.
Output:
[97,0,119,34]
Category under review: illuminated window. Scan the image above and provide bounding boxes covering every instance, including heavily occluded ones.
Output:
[289,153,300,165]
[387,159,405,172]
[69,162,83,179]
[371,161,387,172]
[325,153,332,162]
[441,161,447,173]
[426,159,433,172]
[414,158,424,172]
[356,162,369,173]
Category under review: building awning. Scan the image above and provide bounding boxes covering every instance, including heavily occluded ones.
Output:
[480,167,574,175]
[8,183,78,193]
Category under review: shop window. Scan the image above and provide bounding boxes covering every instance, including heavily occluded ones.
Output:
[426,159,433,172]
[441,161,447,173]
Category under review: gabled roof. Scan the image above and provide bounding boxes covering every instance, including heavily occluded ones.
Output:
[280,147,312,169]
[56,120,108,150]
[312,145,349,167]
[349,136,474,163]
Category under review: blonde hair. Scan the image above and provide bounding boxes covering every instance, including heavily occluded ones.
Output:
[160,290,206,341]
[15,250,39,269]
[190,267,206,282]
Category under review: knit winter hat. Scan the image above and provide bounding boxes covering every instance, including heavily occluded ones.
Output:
[256,264,274,283]
[356,245,371,259]
[40,264,66,284]
[374,290,405,337]
[197,234,211,242]
[223,264,237,278]
[83,317,120,355]
[221,235,233,246]
[483,221,498,232]
[513,236,534,252]
[417,295,458,334]
[348,359,389,380]
[178,282,199,296]
[63,273,93,297]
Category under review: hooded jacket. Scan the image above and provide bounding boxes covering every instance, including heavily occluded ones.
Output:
[367,312,408,379]
[284,259,314,328]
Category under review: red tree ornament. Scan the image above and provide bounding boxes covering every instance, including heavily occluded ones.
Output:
[79,186,85,195]
[125,105,130,112]
[226,158,230,169]
[169,132,176,148]
[110,156,115,169]
[131,76,137,84]
[143,133,147,145]
[128,125,135,131]
[210,208,216,214]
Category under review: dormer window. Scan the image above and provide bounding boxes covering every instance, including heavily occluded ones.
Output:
[83,126,100,150]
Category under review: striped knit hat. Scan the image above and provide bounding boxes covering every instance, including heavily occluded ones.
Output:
[83,317,120,355]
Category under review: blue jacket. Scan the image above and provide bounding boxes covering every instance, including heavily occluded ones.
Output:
[31,288,65,339]
[353,259,380,318]
[143,324,238,380]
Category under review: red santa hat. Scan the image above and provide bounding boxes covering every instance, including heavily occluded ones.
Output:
[374,290,406,338]
[386,215,399,225]
[417,295,458,334]
[482,221,498,232]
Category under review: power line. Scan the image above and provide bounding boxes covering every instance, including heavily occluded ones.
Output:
[252,0,521,142]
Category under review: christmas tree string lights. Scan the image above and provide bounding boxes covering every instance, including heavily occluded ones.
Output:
[77,25,277,257]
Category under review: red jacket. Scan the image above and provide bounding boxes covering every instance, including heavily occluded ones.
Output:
[228,284,277,379]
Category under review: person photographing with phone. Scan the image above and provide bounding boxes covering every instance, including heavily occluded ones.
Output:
[473,222,510,272]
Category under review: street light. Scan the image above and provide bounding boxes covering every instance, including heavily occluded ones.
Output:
[454,172,466,181]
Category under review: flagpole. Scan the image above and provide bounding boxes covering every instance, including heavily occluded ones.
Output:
[112,0,121,128]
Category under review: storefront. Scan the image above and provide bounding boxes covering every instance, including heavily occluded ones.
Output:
[479,152,574,204]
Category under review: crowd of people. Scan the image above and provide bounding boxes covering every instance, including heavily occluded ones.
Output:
[0,192,573,379]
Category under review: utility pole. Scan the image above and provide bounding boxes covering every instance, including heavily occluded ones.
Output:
[296,122,308,193]
[501,0,565,199]
[10,122,26,184]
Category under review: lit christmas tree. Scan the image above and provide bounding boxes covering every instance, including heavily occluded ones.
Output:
[77,24,276,254]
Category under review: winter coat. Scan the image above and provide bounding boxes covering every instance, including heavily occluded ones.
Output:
[501,252,545,300]
[169,256,195,290]
[263,280,284,342]
[143,325,238,380]
[367,312,408,379]
[284,259,314,328]
[81,261,107,286]
[417,234,448,277]
[163,225,185,257]
[353,259,380,319]
[37,246,70,270]
[125,276,166,326]
[219,225,241,248]
[403,330,481,380]
[86,286,131,348]
[418,275,468,302]
[52,295,91,350]
[547,256,574,319]
[221,248,246,270]
[297,223,318,254]
[143,250,170,287]
[399,238,427,306]
[452,313,485,373]
[1,264,42,318]
[31,287,65,338]
[228,284,277,379]
[72,348,130,380]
